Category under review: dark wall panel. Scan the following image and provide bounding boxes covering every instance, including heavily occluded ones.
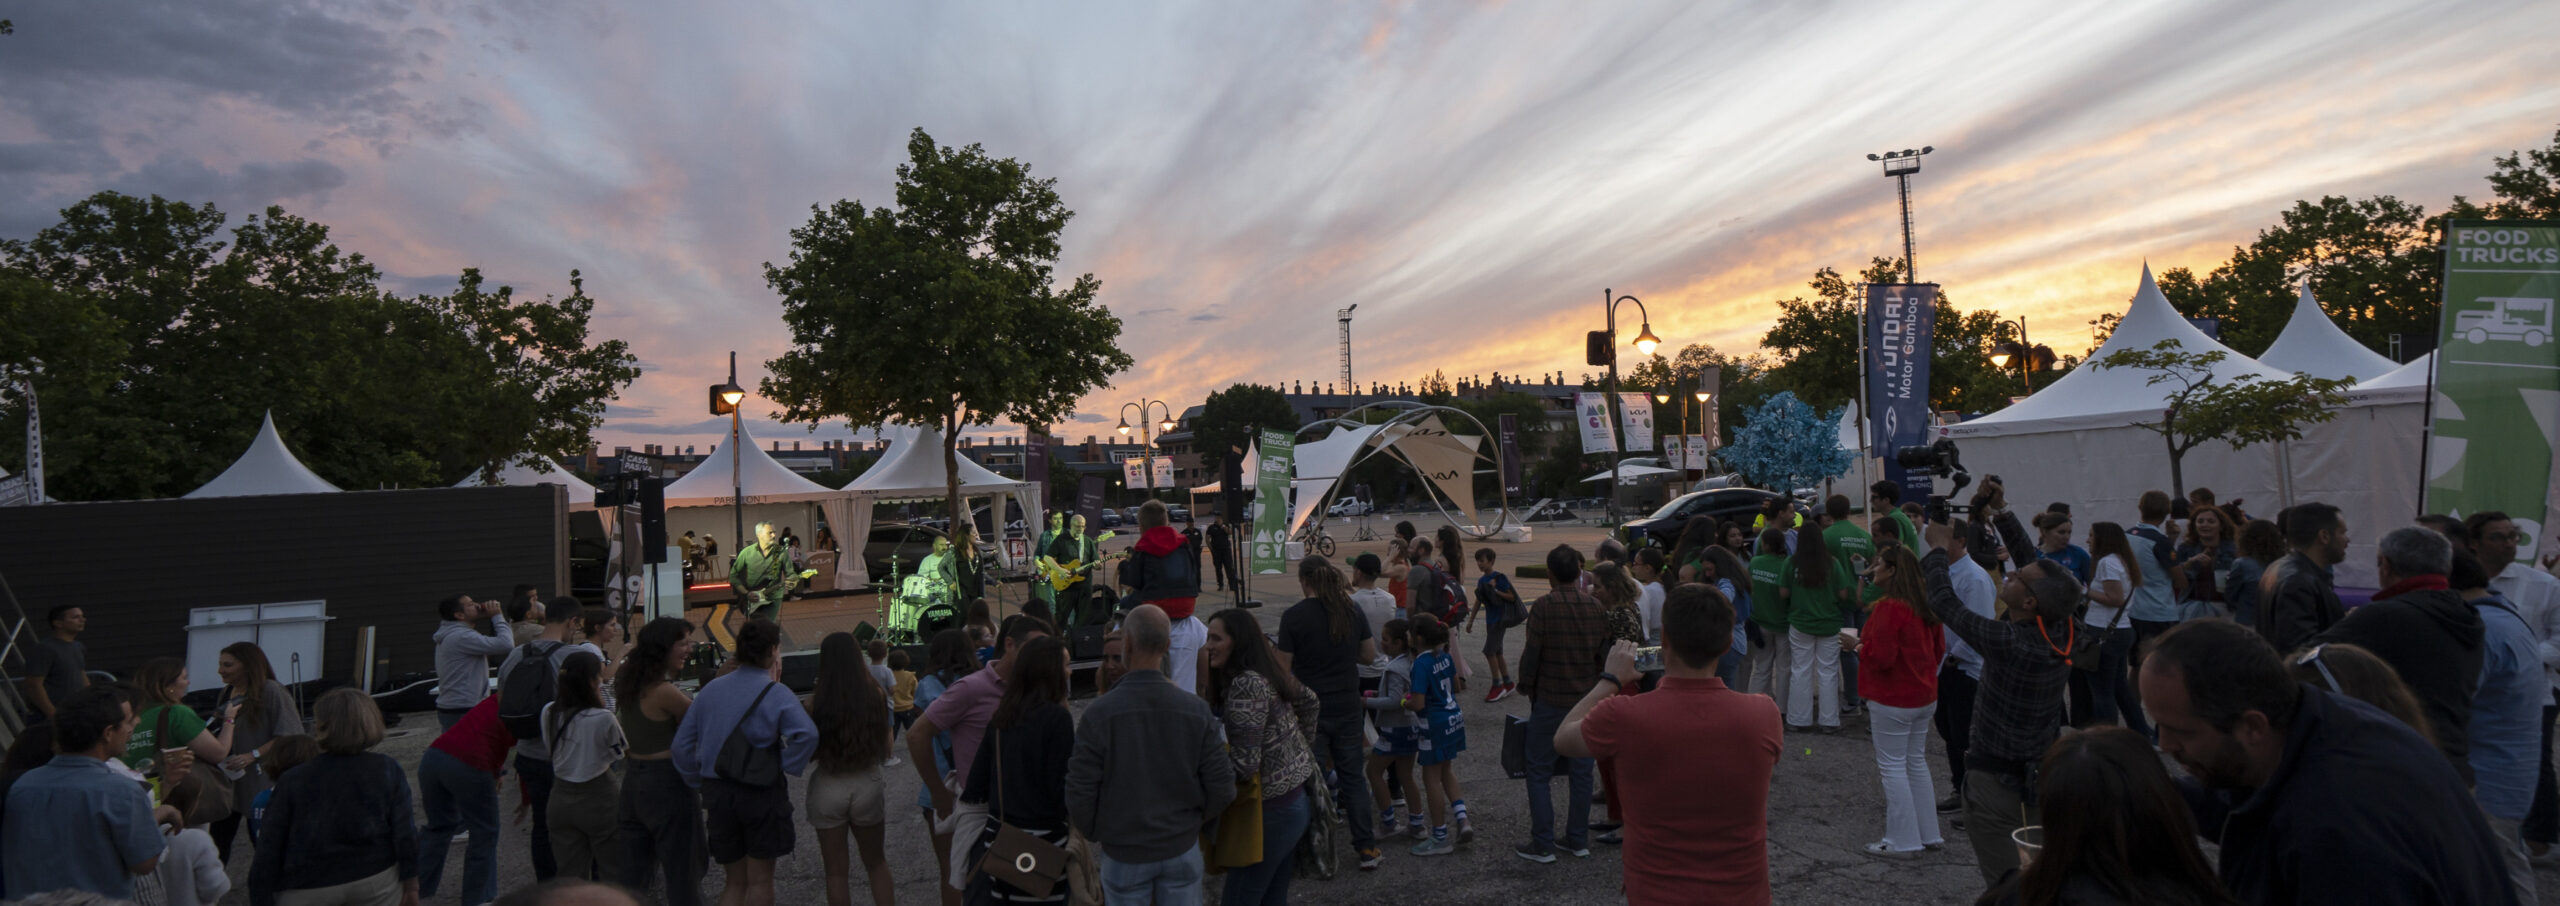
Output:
[0,485,566,685]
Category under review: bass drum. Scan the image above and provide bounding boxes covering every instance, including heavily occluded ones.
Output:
[900,575,944,601]
[917,601,960,638]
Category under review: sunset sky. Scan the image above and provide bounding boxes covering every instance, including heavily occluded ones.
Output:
[6,0,2555,453]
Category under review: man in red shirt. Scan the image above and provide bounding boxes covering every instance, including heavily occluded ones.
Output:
[1559,582,1783,905]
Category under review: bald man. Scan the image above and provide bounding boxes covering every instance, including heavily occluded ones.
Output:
[1067,605,1236,902]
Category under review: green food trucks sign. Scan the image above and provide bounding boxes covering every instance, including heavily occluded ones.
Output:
[2428,221,2560,549]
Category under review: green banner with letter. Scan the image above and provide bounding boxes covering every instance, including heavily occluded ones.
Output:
[1250,428,1294,575]
[2428,221,2560,548]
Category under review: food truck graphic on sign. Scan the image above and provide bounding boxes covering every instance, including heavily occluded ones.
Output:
[2455,296,2555,347]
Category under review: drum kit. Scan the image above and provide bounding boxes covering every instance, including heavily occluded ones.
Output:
[886,567,960,645]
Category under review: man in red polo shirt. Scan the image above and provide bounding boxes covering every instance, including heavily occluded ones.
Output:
[1559,582,1782,905]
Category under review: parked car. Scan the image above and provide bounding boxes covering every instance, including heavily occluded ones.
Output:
[1098,510,1123,529]
[1166,505,1191,523]
[863,521,996,584]
[1619,487,1786,550]
[1327,497,1373,517]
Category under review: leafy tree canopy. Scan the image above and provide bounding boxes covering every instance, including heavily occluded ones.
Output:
[1192,382,1300,477]
[0,192,639,500]
[763,129,1132,536]
[1759,257,2015,418]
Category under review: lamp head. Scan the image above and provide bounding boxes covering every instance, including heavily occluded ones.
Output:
[1694,390,1711,402]
[1115,419,1132,437]
[1633,323,1661,356]
[1652,391,1669,404]
[709,381,745,415]
[1160,418,1177,433]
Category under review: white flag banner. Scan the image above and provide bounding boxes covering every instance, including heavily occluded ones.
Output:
[1685,434,1712,469]
[1122,456,1148,488]
[1575,392,1616,454]
[1150,456,1174,490]
[1617,393,1654,452]
[1661,440,1685,470]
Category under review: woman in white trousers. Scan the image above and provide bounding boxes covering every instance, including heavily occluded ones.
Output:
[1855,547,1948,856]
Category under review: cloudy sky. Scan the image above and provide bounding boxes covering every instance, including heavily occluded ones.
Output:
[6,0,2555,453]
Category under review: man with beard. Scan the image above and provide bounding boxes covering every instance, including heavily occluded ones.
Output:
[2141,618,2513,905]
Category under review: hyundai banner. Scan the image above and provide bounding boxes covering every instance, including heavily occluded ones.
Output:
[1865,284,1938,460]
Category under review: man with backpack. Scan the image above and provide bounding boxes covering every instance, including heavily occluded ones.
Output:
[493,596,581,882]
[2121,491,2189,728]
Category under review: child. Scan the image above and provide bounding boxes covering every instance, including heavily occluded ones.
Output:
[888,648,919,727]
[154,767,233,906]
[1473,548,1521,702]
[248,734,321,842]
[1363,619,1425,844]
[1407,614,1472,855]
[1632,548,1668,646]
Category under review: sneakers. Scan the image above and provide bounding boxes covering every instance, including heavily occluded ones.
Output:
[1936,794,1963,814]
[1513,844,1558,864]
[1412,837,1455,857]
[1358,848,1385,870]
[1589,820,1624,833]
[1484,683,1504,703]
[1456,816,1476,843]
[1410,822,1430,841]
[1863,841,1922,858]
[1562,843,1593,858]
[1595,829,1623,845]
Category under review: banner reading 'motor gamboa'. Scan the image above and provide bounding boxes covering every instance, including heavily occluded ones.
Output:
[1866,284,1938,460]
[2428,222,2560,549]
[1250,428,1294,575]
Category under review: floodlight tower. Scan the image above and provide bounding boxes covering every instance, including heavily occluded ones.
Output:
[1338,305,1357,391]
[1866,146,1934,281]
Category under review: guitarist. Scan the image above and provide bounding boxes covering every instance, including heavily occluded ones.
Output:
[730,521,811,620]
[1031,512,1065,610]
[1051,514,1106,626]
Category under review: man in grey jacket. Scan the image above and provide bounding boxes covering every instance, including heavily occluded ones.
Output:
[431,594,515,728]
[1066,604,1236,904]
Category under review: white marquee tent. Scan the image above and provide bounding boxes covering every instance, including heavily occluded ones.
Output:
[2256,283,2400,382]
[663,421,857,589]
[838,427,1041,590]
[185,411,341,498]
[452,456,600,509]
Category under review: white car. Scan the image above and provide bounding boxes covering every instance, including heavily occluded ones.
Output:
[1327,498,1373,517]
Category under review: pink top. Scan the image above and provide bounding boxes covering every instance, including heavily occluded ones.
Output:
[918,662,1005,791]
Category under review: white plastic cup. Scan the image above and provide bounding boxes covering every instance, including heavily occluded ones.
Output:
[2012,825,2044,868]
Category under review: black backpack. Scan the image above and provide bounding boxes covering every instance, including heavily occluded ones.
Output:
[498,640,564,740]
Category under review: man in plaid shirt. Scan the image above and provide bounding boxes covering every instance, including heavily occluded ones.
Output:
[1516,544,1611,863]
[1914,521,2083,886]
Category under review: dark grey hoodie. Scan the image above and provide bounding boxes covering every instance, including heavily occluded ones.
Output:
[2315,581,2483,783]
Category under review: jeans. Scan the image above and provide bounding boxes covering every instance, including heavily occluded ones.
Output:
[2528,701,2559,844]
[516,754,558,880]
[2489,813,2540,904]
[418,748,501,905]
[1934,665,1979,793]
[1963,768,2036,887]
[1315,702,1377,852]
[438,708,470,730]
[1868,702,1942,851]
[1221,791,1310,906]
[1839,606,1863,704]
[617,759,704,906]
[1744,628,1791,706]
[1786,628,1841,728]
[1101,844,1204,906]
[1716,648,1743,687]
[1523,700,1594,851]
[2085,626,2150,736]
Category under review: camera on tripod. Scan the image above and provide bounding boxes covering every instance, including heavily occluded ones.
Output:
[1893,438,1972,523]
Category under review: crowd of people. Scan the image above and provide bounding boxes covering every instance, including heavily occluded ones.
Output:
[12,487,2560,906]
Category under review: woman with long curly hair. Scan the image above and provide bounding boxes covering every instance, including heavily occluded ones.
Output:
[1205,608,1322,906]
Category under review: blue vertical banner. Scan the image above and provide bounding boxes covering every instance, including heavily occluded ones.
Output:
[1865,283,1939,461]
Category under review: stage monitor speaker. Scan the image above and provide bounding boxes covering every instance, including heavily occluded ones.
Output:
[638,476,667,563]
[1222,454,1245,524]
[778,648,822,693]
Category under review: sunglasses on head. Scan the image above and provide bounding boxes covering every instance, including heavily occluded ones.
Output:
[2291,644,2342,694]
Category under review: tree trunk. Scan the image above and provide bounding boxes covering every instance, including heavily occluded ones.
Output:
[2166,439,2186,502]
[944,414,966,555]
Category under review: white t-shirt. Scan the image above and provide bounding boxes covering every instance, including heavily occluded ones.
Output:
[1352,587,1399,678]
[1637,581,1667,645]
[2085,554,2129,629]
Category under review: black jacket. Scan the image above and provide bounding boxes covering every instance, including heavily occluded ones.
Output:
[2187,686,2514,906]
[2314,584,2482,784]
[1063,670,1236,863]
[2258,553,2343,653]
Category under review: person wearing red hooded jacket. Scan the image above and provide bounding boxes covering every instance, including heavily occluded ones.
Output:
[1123,500,1207,692]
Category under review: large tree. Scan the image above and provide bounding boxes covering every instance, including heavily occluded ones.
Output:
[1191,382,1300,478]
[2096,339,2351,498]
[0,192,639,500]
[764,129,1132,543]
[1759,257,2013,418]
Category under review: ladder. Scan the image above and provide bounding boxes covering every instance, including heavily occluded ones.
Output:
[0,567,37,747]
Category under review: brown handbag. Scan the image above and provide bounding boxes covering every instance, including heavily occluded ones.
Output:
[154,705,236,826]
[976,728,1069,899]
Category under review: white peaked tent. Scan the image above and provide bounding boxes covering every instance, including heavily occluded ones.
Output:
[1940,266,2298,550]
[452,456,600,509]
[2256,283,2399,382]
[839,427,1040,590]
[2285,351,2436,586]
[663,421,857,589]
[185,411,341,498]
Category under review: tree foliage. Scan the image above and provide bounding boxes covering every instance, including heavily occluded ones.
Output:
[1720,391,1850,491]
[2453,125,2560,220]
[2096,339,2351,497]
[763,129,1133,538]
[1759,257,2015,417]
[1192,382,1299,477]
[0,192,639,500]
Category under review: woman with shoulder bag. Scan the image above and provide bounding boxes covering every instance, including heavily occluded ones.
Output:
[124,658,237,826]
[210,641,304,863]
[1204,608,1322,906]
[959,635,1077,905]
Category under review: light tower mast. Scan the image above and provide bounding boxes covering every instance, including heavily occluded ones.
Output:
[1337,305,1357,391]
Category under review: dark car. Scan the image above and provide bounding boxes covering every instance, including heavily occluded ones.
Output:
[864,521,996,585]
[1620,487,1786,550]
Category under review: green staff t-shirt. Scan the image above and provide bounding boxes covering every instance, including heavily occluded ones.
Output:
[1747,554,1791,630]
[123,703,205,771]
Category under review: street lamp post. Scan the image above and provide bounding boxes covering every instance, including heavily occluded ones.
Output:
[1598,289,1660,524]
[1989,317,2057,394]
[1865,146,1934,281]
[1117,399,1177,501]
[1653,388,1677,492]
[707,351,748,555]
[1695,376,1714,479]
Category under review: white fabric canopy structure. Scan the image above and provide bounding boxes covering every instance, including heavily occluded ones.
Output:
[452,456,599,509]
[1284,408,1504,536]
[663,420,859,589]
[186,411,340,498]
[839,427,1040,590]
[2256,283,2399,382]
[1582,464,1679,483]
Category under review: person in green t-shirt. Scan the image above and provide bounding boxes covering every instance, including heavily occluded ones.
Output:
[1870,481,1922,554]
[123,658,237,779]
[1781,526,1855,731]
[1822,495,1878,710]
[1745,527,1795,706]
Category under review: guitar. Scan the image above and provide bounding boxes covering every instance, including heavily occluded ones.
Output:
[1039,553,1127,591]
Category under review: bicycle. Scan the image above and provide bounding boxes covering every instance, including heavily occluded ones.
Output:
[1295,521,1337,558]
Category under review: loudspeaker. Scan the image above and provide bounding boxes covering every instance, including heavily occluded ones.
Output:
[638,476,667,563]
[778,648,822,693]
